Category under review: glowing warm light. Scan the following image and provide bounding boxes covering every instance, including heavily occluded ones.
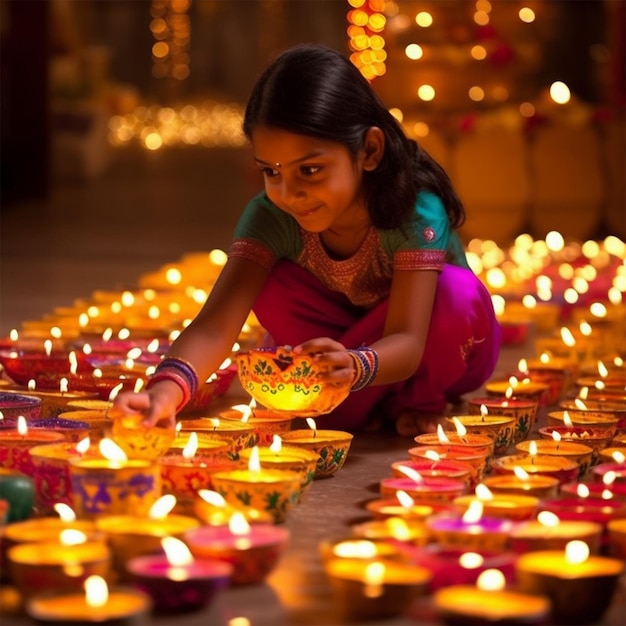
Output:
[99,438,128,463]
[231,402,253,423]
[396,490,415,508]
[603,471,617,486]
[513,466,530,481]
[149,494,176,519]
[85,575,108,608]
[17,416,28,436]
[475,484,494,501]
[44,339,53,356]
[108,383,124,402]
[405,43,423,60]
[527,440,538,456]
[550,81,571,104]
[306,418,317,435]
[459,552,484,569]
[545,231,565,252]
[415,11,433,27]
[552,431,562,444]
[519,7,535,23]
[60,378,69,394]
[162,536,194,567]
[417,84,435,101]
[396,465,424,483]
[451,417,467,437]
[198,490,227,507]
[54,503,77,522]
[576,484,590,498]
[364,561,386,598]
[537,510,560,528]
[59,529,88,545]
[423,449,441,461]
[76,437,91,454]
[476,568,506,591]
[436,424,451,444]
[248,446,262,473]
[182,431,198,459]
[612,451,626,464]
[565,540,589,564]
[563,411,574,428]
[269,435,282,454]
[462,500,484,523]
[333,539,378,558]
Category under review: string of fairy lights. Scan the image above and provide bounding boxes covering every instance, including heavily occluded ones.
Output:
[108,1,587,150]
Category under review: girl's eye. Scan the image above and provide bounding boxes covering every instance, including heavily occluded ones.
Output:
[301,165,321,175]
[259,166,280,178]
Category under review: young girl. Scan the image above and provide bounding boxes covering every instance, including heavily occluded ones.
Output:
[112,43,501,436]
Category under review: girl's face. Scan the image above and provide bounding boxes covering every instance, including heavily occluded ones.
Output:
[250,126,369,233]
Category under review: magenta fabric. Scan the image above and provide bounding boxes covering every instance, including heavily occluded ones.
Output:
[252,260,501,431]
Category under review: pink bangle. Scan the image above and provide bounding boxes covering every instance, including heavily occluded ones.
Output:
[146,371,191,412]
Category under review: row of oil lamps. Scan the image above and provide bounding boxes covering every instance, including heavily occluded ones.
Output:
[0,238,624,624]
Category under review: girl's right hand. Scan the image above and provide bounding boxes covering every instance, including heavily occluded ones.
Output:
[110,380,182,430]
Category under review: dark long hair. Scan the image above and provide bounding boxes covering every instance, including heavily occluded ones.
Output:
[243,44,465,230]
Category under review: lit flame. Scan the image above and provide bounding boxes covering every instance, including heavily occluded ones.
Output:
[182,432,198,459]
[44,339,52,356]
[423,449,440,462]
[459,552,484,569]
[574,398,587,410]
[578,387,589,401]
[248,446,261,472]
[598,361,609,378]
[518,358,528,373]
[364,561,386,598]
[436,424,450,445]
[59,529,87,545]
[228,511,251,535]
[69,351,78,375]
[60,377,69,393]
[475,484,494,501]
[480,404,489,418]
[386,517,412,540]
[611,451,626,464]
[17,416,28,436]
[563,411,574,428]
[306,418,317,436]
[28,379,36,391]
[537,510,560,528]
[552,431,562,443]
[565,540,589,564]
[108,383,124,402]
[395,490,415,508]
[396,465,424,483]
[513,466,530,481]
[603,470,617,486]
[133,378,144,393]
[576,484,590,498]
[269,434,282,453]
[209,418,220,429]
[333,539,378,558]
[54,503,77,522]
[76,437,91,454]
[560,327,576,347]
[476,569,506,591]
[230,402,252,423]
[527,440,538,457]
[149,494,177,519]
[162,536,194,567]
[198,489,227,507]
[451,417,467,437]
[505,386,514,400]
[462,500,484,523]
[84,575,108,608]
[508,376,519,388]
[98,438,128,463]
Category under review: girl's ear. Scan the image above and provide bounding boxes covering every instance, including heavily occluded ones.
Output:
[362,126,385,171]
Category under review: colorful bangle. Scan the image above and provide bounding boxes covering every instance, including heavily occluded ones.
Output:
[154,356,199,397]
[347,347,379,392]
[146,370,192,412]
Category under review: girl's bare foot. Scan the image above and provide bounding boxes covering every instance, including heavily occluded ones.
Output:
[395,411,445,437]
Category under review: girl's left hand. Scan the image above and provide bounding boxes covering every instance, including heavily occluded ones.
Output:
[292,337,355,386]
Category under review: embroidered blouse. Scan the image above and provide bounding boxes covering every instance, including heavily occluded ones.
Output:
[228,191,470,309]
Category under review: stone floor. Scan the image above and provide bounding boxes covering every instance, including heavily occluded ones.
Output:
[1,147,624,625]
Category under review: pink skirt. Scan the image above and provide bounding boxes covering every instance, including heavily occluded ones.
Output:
[252,260,501,431]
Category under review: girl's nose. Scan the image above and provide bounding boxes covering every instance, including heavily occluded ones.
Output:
[279,176,305,203]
